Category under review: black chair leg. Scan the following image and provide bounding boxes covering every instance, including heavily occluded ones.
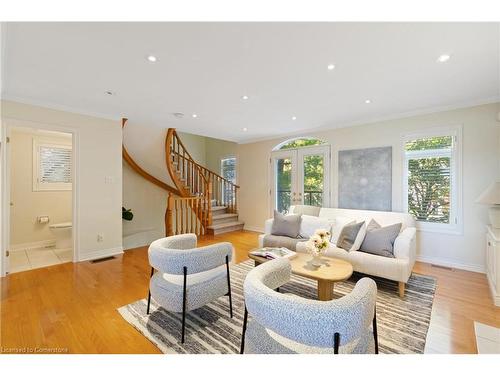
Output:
[181,266,187,344]
[240,306,248,354]
[146,266,154,315]
[373,306,379,354]
[226,255,233,318]
[334,332,340,354]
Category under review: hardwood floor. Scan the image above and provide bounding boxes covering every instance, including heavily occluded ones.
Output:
[1,230,498,354]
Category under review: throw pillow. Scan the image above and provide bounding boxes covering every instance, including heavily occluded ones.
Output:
[359,219,402,258]
[330,216,355,244]
[299,215,332,238]
[271,210,302,238]
[337,221,365,251]
[350,220,368,251]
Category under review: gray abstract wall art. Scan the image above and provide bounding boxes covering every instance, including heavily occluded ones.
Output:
[338,146,392,211]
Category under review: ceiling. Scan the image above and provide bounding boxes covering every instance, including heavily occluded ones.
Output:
[2,22,499,143]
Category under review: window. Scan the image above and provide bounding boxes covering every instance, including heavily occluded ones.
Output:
[220,157,236,184]
[33,138,72,191]
[403,128,461,233]
[275,137,326,150]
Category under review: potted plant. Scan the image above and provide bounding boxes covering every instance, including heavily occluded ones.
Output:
[122,207,134,221]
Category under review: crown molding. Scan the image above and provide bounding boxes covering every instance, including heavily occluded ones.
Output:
[1,93,122,122]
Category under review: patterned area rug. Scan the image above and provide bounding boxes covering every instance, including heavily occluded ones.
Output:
[118,260,436,354]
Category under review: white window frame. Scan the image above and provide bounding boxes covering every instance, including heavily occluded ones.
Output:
[33,137,72,191]
[402,125,463,235]
[220,156,237,184]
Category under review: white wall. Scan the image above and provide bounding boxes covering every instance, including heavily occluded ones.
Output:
[1,100,123,266]
[9,129,72,246]
[238,102,500,272]
[205,137,238,177]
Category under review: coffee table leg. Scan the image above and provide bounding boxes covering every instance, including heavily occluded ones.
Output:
[317,280,334,301]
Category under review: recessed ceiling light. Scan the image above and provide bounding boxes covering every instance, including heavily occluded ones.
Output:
[105,90,114,96]
[241,95,249,100]
[173,112,185,119]
[292,116,297,121]
[192,114,198,118]
[242,127,248,132]
[365,99,371,104]
[147,55,157,62]
[437,54,451,63]
[327,64,335,70]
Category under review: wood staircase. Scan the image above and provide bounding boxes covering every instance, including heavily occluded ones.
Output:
[122,118,243,237]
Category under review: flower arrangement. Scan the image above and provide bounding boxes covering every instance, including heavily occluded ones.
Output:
[306,229,331,259]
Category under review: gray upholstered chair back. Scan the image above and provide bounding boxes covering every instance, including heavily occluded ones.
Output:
[148,233,233,275]
[244,258,377,348]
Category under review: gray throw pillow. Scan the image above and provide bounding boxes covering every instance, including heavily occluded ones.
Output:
[359,219,402,258]
[271,210,302,238]
[337,221,365,251]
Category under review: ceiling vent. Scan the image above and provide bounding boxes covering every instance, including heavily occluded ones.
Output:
[172,112,185,119]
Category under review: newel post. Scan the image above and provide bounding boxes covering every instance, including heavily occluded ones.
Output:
[165,193,175,236]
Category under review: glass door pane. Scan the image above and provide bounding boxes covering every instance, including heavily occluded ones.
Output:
[303,154,324,206]
[298,146,330,207]
[272,150,296,214]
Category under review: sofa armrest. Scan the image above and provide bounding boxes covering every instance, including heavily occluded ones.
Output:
[264,218,274,235]
[393,227,416,261]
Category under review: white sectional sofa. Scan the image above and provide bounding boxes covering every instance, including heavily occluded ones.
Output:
[258,205,417,297]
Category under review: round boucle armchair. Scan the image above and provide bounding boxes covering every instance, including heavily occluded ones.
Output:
[240,258,378,354]
[147,233,234,343]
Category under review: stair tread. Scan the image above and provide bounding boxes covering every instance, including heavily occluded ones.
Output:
[212,213,238,219]
[211,206,227,211]
[207,221,244,229]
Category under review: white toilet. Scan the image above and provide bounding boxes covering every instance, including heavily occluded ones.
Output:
[49,222,73,249]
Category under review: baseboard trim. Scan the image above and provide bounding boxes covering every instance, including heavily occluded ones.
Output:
[486,273,500,307]
[10,239,56,252]
[416,255,485,274]
[78,246,124,262]
[243,225,264,233]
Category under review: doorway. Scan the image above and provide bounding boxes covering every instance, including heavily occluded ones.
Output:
[3,124,75,274]
[271,139,330,214]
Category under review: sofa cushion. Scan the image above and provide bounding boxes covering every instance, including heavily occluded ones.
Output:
[359,220,402,258]
[262,234,307,251]
[337,221,365,251]
[263,235,307,251]
[323,246,410,282]
[271,210,302,238]
[299,215,332,239]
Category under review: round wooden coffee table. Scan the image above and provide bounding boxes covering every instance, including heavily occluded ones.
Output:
[248,251,353,301]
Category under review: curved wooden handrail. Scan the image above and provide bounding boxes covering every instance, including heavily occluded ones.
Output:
[122,118,180,196]
[165,128,239,215]
[172,151,240,189]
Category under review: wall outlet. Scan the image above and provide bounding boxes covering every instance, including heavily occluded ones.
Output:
[97,234,104,242]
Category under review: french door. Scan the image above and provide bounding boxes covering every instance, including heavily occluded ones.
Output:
[271,146,330,214]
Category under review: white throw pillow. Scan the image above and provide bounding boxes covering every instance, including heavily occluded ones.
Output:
[299,215,331,238]
[350,220,367,251]
[330,216,355,244]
